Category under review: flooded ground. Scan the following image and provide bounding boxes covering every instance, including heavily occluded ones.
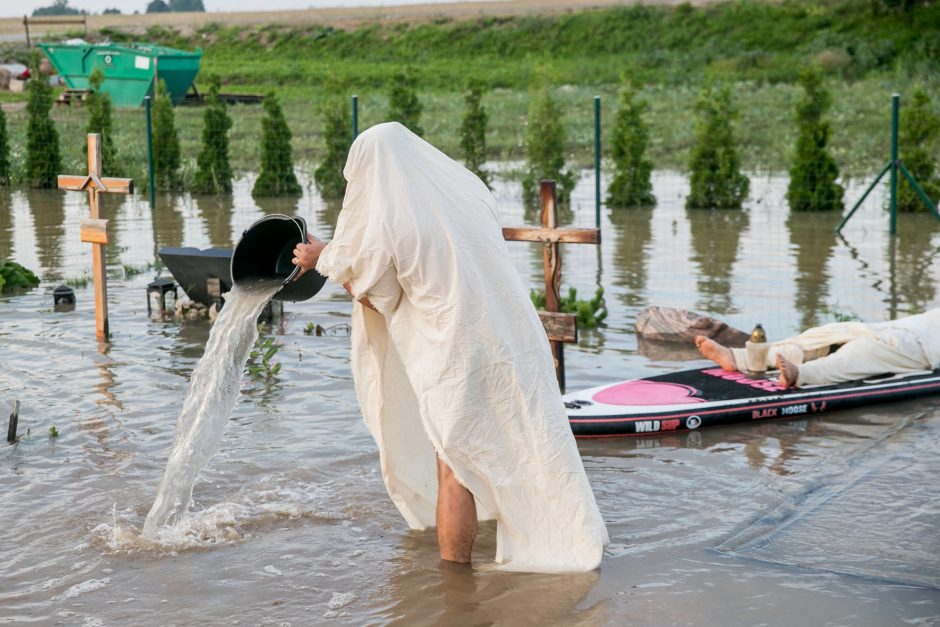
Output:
[1,169,939,625]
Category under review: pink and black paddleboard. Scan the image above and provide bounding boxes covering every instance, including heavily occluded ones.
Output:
[563,367,940,438]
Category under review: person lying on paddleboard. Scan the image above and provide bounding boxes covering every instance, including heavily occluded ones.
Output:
[289,122,608,573]
[695,308,940,388]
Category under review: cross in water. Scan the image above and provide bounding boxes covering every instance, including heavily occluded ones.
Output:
[503,180,601,392]
[58,134,134,341]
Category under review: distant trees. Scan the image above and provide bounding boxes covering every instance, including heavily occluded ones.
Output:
[786,68,844,212]
[32,0,84,16]
[607,76,655,208]
[523,69,576,209]
[145,0,171,13]
[193,78,234,194]
[686,83,749,210]
[169,0,206,11]
[253,93,302,197]
[25,58,61,189]
[387,67,424,137]
[314,79,352,202]
[152,80,182,190]
[459,80,490,187]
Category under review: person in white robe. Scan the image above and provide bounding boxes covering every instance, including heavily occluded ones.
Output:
[291,122,608,572]
[696,308,940,387]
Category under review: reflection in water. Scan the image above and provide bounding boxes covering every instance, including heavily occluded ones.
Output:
[152,193,186,251]
[383,527,604,626]
[608,208,653,309]
[254,194,300,217]
[687,209,749,315]
[892,215,940,316]
[194,194,235,248]
[317,198,344,237]
[0,189,13,260]
[27,189,66,276]
[785,211,841,329]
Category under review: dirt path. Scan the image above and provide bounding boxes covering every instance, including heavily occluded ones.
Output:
[0,0,716,38]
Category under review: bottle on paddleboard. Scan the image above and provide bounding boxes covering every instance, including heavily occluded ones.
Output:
[745,323,769,372]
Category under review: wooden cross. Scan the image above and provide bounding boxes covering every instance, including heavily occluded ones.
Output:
[503,180,600,392]
[58,134,134,340]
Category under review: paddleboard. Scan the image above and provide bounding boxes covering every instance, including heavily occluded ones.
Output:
[563,366,940,438]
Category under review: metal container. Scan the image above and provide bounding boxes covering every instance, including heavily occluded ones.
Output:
[231,214,326,302]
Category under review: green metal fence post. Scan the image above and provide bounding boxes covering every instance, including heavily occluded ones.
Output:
[889,93,899,236]
[145,95,155,210]
[594,95,601,229]
[352,95,359,141]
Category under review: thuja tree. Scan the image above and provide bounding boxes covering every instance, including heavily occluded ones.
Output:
[686,83,749,210]
[253,92,301,197]
[387,67,424,137]
[314,80,351,202]
[786,69,844,212]
[85,68,119,175]
[193,78,233,194]
[607,77,655,209]
[459,80,490,187]
[152,80,181,190]
[0,106,9,184]
[25,60,61,189]
[523,70,576,209]
[898,86,940,213]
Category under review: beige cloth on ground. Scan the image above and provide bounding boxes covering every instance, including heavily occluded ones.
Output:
[730,309,940,385]
[315,122,608,573]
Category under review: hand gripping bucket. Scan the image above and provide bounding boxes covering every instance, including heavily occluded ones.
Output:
[231,214,327,301]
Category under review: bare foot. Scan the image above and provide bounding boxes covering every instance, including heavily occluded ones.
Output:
[695,336,736,372]
[776,354,799,388]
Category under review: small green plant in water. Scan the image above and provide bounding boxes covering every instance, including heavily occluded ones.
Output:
[387,66,424,136]
[303,321,317,335]
[530,286,607,328]
[48,426,59,438]
[607,75,655,209]
[0,260,41,293]
[459,79,490,187]
[246,324,282,379]
[686,82,749,210]
[897,86,940,213]
[252,92,302,197]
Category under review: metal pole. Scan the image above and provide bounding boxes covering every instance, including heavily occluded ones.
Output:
[594,95,601,229]
[889,93,899,236]
[352,95,359,141]
[145,95,155,210]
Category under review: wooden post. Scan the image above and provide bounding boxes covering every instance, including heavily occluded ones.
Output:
[6,400,19,444]
[58,134,134,341]
[503,180,601,392]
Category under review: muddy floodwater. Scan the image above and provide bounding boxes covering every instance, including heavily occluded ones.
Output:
[2,169,939,626]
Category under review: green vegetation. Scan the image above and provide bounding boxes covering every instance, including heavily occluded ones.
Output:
[314,78,352,202]
[48,426,59,438]
[523,69,576,209]
[246,325,282,379]
[607,76,654,209]
[898,86,939,213]
[85,69,120,176]
[193,77,234,194]
[0,261,41,293]
[25,63,61,189]
[252,92,302,197]
[152,80,182,190]
[686,83,749,210]
[531,286,607,328]
[32,0,83,16]
[387,67,424,137]
[787,68,844,212]
[459,80,490,187]
[0,106,9,184]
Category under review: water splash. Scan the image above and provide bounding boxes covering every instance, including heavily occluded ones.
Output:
[142,279,282,538]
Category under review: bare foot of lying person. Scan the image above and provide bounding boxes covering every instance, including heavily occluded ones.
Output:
[776,354,799,388]
[695,336,736,372]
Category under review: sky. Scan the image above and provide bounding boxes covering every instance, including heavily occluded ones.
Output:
[3,0,487,19]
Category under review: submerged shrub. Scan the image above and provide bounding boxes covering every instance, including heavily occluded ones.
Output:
[85,68,120,175]
[897,86,940,213]
[787,68,844,212]
[459,80,490,187]
[193,77,234,194]
[523,68,576,209]
[386,67,424,137]
[686,83,749,210]
[607,76,655,209]
[0,260,41,293]
[253,92,301,197]
[314,79,352,202]
[152,79,182,190]
[25,59,61,189]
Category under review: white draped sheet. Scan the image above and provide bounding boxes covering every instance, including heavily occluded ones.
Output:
[316,122,608,572]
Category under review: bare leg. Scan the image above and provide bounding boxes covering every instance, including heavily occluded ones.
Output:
[436,456,477,564]
[777,354,799,388]
[695,336,736,372]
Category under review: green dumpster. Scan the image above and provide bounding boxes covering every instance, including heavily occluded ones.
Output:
[37,42,201,107]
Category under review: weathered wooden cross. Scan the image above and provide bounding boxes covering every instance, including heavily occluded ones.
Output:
[503,180,601,392]
[58,134,134,340]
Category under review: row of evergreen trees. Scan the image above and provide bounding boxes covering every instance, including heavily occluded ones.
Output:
[2,65,936,214]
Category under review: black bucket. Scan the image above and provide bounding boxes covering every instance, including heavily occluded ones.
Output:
[231,214,327,302]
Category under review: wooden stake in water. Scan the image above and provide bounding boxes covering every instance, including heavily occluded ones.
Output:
[58,134,134,341]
